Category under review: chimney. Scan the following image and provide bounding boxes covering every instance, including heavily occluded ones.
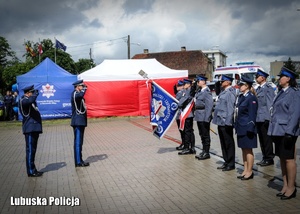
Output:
[181,46,186,51]
[143,49,149,54]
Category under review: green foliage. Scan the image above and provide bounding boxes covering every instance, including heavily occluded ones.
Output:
[284,57,296,71]
[75,58,96,74]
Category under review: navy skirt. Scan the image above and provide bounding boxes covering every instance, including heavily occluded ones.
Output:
[237,134,257,149]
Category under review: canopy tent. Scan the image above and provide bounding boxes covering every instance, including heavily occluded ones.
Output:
[78,58,188,117]
[17,57,77,120]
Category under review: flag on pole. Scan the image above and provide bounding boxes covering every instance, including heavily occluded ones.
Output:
[38,44,43,55]
[149,81,179,139]
[25,45,36,57]
[55,39,67,51]
[179,98,194,130]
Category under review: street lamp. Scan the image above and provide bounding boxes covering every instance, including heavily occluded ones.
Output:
[126,35,141,59]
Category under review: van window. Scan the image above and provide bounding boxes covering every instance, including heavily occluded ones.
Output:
[241,72,256,81]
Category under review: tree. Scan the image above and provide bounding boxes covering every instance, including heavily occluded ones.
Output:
[0,36,19,93]
[284,57,296,71]
[75,58,96,74]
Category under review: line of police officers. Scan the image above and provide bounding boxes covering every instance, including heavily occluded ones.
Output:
[19,80,89,177]
[175,67,300,200]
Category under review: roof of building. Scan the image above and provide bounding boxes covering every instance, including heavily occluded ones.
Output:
[132,48,212,76]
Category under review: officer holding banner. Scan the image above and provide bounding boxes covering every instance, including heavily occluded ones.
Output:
[19,85,43,177]
[212,75,237,171]
[194,75,214,160]
[71,80,89,167]
[178,79,196,155]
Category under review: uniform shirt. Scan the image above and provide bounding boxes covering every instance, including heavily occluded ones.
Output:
[194,86,213,122]
[256,82,275,122]
[71,89,87,127]
[235,91,258,136]
[268,87,300,136]
[212,86,236,126]
[178,87,194,118]
[175,89,184,120]
[19,94,42,134]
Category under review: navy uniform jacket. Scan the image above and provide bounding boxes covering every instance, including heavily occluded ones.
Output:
[256,83,275,122]
[212,87,236,126]
[268,87,300,136]
[176,89,184,120]
[194,87,213,122]
[19,94,42,134]
[235,92,258,136]
[71,89,87,127]
[178,88,194,118]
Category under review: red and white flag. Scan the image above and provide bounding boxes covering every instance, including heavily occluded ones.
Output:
[179,99,194,131]
[38,44,43,55]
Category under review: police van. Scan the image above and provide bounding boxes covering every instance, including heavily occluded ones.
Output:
[213,62,264,88]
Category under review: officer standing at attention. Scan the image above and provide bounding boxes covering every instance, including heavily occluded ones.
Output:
[178,79,196,155]
[255,69,275,166]
[71,80,89,167]
[268,67,299,200]
[194,75,214,160]
[19,85,43,177]
[174,80,185,150]
[235,77,258,180]
[212,75,237,171]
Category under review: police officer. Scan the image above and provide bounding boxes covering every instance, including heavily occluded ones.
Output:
[19,85,43,177]
[71,80,89,167]
[212,75,237,171]
[255,69,275,166]
[268,67,300,200]
[194,75,214,160]
[174,80,185,150]
[235,77,258,180]
[178,79,196,155]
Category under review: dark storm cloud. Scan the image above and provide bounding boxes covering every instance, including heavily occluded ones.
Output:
[0,0,102,36]
[122,0,155,14]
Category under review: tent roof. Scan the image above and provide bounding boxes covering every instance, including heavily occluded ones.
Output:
[17,57,76,83]
[78,58,188,81]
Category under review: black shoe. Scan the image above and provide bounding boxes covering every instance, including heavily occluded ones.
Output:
[217,164,227,170]
[259,160,274,167]
[75,162,90,167]
[197,153,210,160]
[28,171,43,177]
[222,166,235,171]
[281,188,297,200]
[241,173,254,180]
[189,148,196,154]
[195,151,205,159]
[178,149,190,155]
[237,175,245,179]
[256,160,264,166]
[276,192,285,197]
[176,144,185,150]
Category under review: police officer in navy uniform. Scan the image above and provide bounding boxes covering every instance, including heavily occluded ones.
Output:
[212,75,237,171]
[71,80,89,167]
[235,77,258,180]
[194,75,214,160]
[268,67,300,200]
[19,85,43,177]
[174,80,185,150]
[178,79,196,155]
[255,69,275,166]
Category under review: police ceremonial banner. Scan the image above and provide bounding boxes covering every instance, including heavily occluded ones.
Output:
[149,81,179,139]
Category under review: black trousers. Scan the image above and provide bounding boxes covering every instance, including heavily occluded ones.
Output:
[257,121,274,161]
[176,119,185,144]
[217,125,235,167]
[73,126,85,165]
[183,118,195,148]
[25,132,39,175]
[196,121,211,148]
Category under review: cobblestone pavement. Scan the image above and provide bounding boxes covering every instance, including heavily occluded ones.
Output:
[0,117,299,214]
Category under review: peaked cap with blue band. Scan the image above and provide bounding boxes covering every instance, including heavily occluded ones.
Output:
[177,80,184,86]
[196,75,208,81]
[22,85,35,93]
[238,76,254,86]
[183,78,192,84]
[278,67,298,79]
[221,75,234,82]
[256,68,269,78]
[72,80,84,86]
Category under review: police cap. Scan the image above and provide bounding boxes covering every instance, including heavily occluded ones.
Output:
[238,76,254,87]
[22,85,35,93]
[196,75,208,81]
[256,68,269,78]
[183,78,192,85]
[221,75,234,82]
[177,80,184,86]
[72,79,84,86]
[278,67,298,79]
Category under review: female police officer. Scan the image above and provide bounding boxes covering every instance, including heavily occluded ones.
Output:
[235,77,258,180]
[268,67,300,200]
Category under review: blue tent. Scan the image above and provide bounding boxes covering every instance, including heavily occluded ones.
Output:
[17,57,77,120]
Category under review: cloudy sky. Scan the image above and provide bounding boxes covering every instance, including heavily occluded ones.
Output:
[1,0,300,71]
